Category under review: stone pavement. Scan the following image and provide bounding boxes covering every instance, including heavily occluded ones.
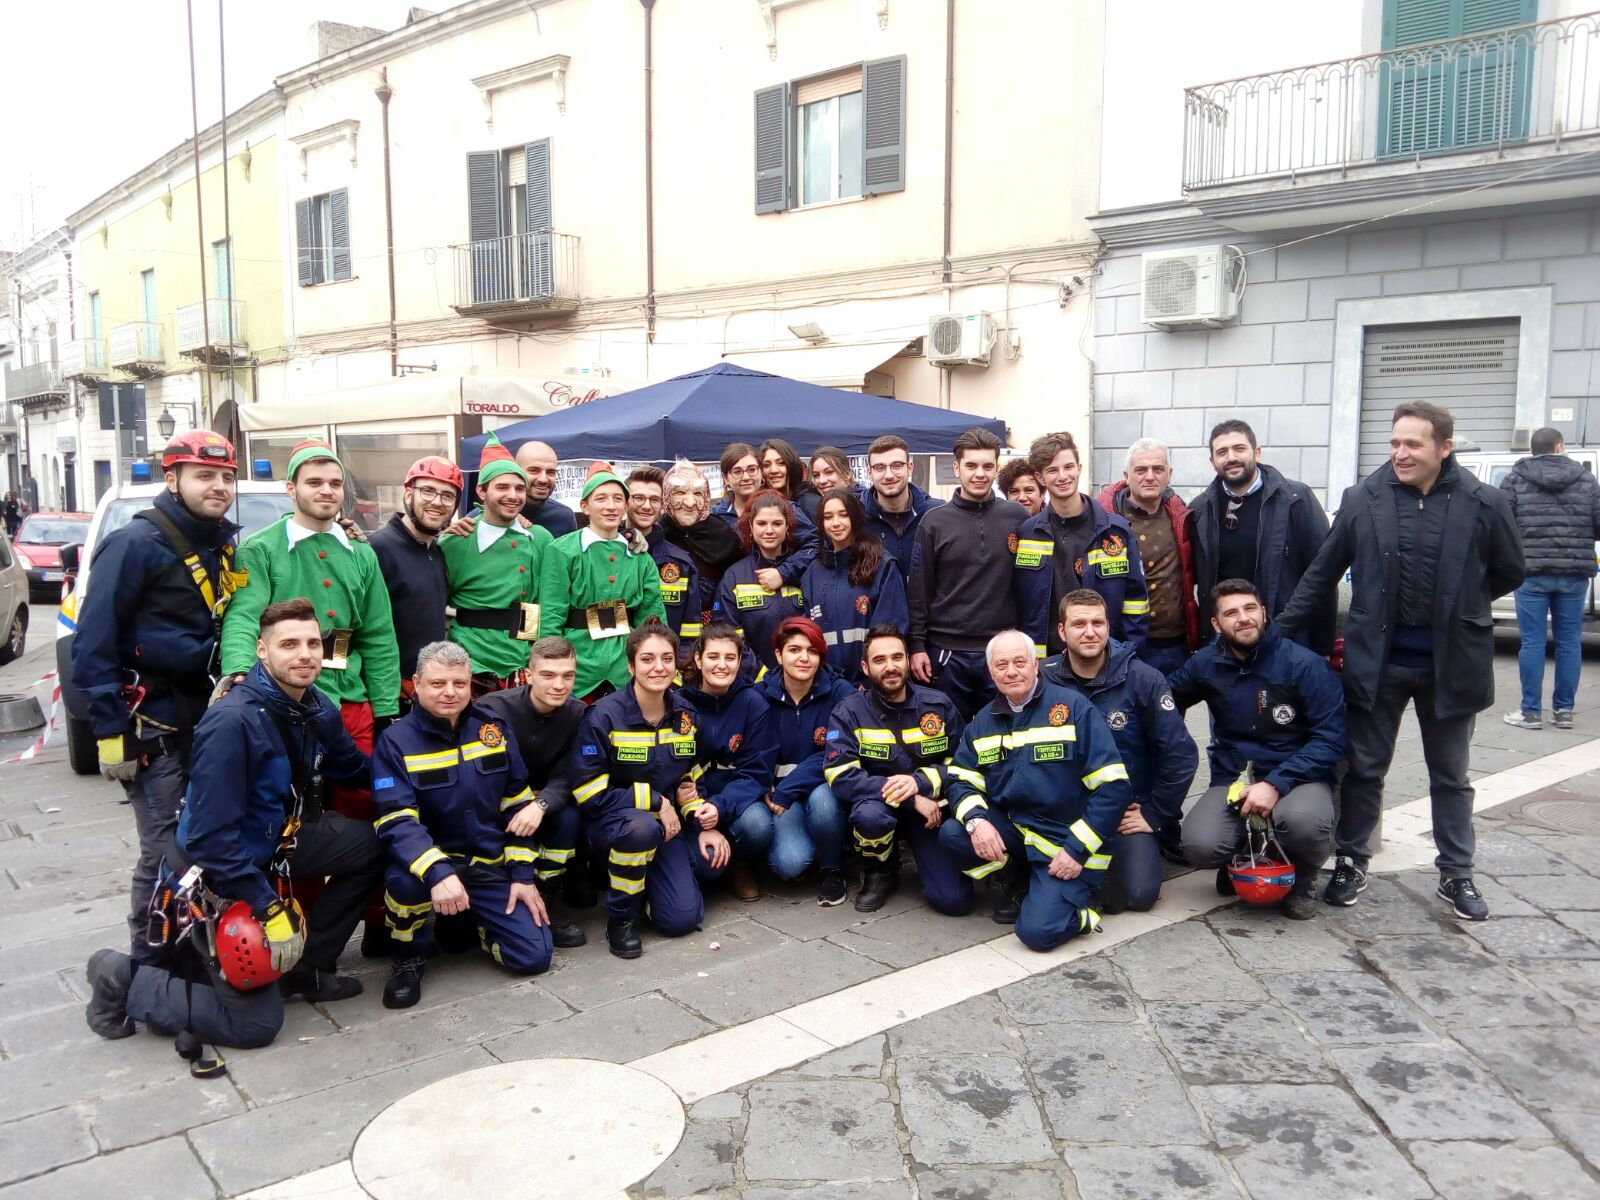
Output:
[1,644,1598,1198]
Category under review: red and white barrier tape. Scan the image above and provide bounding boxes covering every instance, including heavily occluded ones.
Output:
[1,670,63,765]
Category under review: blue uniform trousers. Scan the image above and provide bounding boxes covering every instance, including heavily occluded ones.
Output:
[1103,829,1164,913]
[384,862,553,975]
[587,809,705,937]
[938,812,1102,951]
[926,647,996,721]
[854,799,974,916]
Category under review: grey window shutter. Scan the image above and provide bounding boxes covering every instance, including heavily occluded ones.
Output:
[295,198,314,287]
[754,83,791,213]
[525,139,553,297]
[467,151,505,305]
[861,56,906,196]
[329,189,352,281]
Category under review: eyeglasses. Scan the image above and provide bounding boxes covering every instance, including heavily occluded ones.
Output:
[727,466,762,478]
[868,460,909,475]
[631,495,663,508]
[1223,497,1243,531]
[412,486,457,505]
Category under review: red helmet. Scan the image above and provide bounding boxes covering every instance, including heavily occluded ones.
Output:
[162,430,237,471]
[404,456,463,493]
[1227,825,1296,905]
[213,899,301,990]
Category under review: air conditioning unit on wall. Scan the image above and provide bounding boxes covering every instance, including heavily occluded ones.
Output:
[1140,246,1240,329]
[927,312,996,367]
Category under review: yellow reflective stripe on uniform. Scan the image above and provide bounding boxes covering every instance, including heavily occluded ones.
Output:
[404,749,460,771]
[1018,825,1064,859]
[1086,853,1112,870]
[504,846,538,864]
[1069,818,1104,852]
[658,731,695,747]
[680,623,703,637]
[573,774,609,804]
[1017,539,1053,555]
[1122,599,1150,615]
[1004,727,1077,749]
[468,852,504,866]
[383,893,432,916]
[824,759,860,784]
[954,795,989,822]
[633,782,654,810]
[948,765,986,791]
[373,807,418,829]
[540,846,575,862]
[1082,763,1129,791]
[499,787,533,811]
[918,766,943,797]
[1034,643,1047,659]
[900,729,926,744]
[857,728,895,744]
[610,731,655,746]
[1080,907,1102,933]
[461,740,505,762]
[964,854,1009,879]
[409,846,449,879]
[972,735,1004,755]
[609,848,654,867]
[687,761,707,781]
[610,874,646,894]
[681,797,706,815]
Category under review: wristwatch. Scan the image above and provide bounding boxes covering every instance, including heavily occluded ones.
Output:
[964,817,983,834]
[532,795,550,811]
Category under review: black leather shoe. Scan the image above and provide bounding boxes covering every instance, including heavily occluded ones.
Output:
[1216,867,1236,896]
[359,922,392,958]
[607,916,643,959]
[551,920,587,949]
[280,966,365,1003]
[85,949,136,1039]
[383,957,426,1009]
[854,868,899,912]
[992,865,1028,925]
[1281,868,1321,921]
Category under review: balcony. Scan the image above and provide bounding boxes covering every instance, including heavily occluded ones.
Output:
[3,360,65,409]
[109,322,164,377]
[451,231,580,322]
[59,338,108,382]
[176,299,249,364]
[1182,12,1600,225]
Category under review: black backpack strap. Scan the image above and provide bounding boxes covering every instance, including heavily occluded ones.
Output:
[136,507,230,616]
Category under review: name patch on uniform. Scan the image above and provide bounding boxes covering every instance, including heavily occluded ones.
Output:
[734,584,767,610]
[976,747,1001,766]
[921,735,949,756]
[672,741,696,758]
[1032,742,1066,762]
[1097,554,1130,577]
[616,745,650,763]
[858,741,891,761]
[373,777,395,790]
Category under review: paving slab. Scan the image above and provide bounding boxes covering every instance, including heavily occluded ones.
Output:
[1147,1000,1329,1083]
[189,1046,496,1196]
[631,1117,737,1199]
[1332,1043,1546,1140]
[1497,871,1600,911]
[741,1080,904,1183]
[896,1053,1054,1166]
[1321,875,1449,937]
[1455,1023,1600,1110]
[0,998,99,1058]
[1524,832,1600,875]
[775,1036,886,1081]
[0,1106,97,1187]
[0,870,130,918]
[662,936,887,1025]
[485,991,713,1065]
[1020,1021,1207,1145]
[86,1068,247,1151]
[1263,970,1432,1043]
[887,993,1022,1059]
[829,906,1001,969]
[1511,958,1600,1022]
[1463,915,1600,959]
[1196,1083,1432,1199]
[915,1165,1073,1200]
[0,1028,186,1122]
[742,882,924,941]
[0,1136,215,1200]
[997,958,1138,1025]
[1065,1145,1243,1200]
[1380,962,1573,1027]
[1109,920,1266,1002]
[689,1092,744,1119]
[1475,828,1581,875]
[1206,911,1364,972]
[1408,1140,1598,1200]
[1555,908,1600,943]
[0,973,75,1021]
[742,1185,914,1200]
[1545,1109,1600,1174]
[1356,930,1495,976]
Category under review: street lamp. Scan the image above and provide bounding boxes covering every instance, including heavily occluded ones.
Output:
[156,407,177,440]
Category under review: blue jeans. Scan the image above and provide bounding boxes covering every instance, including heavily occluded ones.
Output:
[1514,574,1589,714]
[769,784,847,878]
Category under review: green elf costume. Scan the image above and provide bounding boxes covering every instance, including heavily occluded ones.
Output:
[438,432,554,688]
[539,464,668,698]
[220,440,401,724]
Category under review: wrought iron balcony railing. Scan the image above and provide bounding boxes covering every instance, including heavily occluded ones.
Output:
[1183,11,1600,188]
[3,360,64,403]
[451,230,580,318]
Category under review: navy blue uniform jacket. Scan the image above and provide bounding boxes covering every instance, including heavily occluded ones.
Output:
[645,527,705,643]
[860,483,942,578]
[715,551,810,671]
[824,683,964,813]
[801,546,909,682]
[1012,502,1149,656]
[679,678,778,824]
[570,685,701,817]
[759,667,856,810]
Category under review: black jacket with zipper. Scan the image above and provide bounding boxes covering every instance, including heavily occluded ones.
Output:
[1500,453,1600,577]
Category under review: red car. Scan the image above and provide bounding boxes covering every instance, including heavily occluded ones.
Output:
[12,512,91,602]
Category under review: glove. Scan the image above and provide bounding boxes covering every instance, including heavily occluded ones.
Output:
[209,673,247,707]
[260,900,306,974]
[98,736,141,783]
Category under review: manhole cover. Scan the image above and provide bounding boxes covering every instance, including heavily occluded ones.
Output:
[1516,798,1600,836]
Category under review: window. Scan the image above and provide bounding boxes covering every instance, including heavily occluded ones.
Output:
[213,238,234,301]
[465,141,552,305]
[87,292,101,339]
[295,190,351,286]
[755,57,905,215]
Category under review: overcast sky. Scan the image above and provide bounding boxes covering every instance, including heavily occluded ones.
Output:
[0,1,417,251]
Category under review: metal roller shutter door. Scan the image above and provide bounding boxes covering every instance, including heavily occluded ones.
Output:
[1359,319,1519,479]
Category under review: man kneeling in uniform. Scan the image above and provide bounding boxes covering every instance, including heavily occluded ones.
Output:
[941,630,1132,949]
[375,641,559,1008]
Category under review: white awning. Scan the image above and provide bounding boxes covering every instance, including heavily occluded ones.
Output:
[240,370,637,432]
[721,339,916,390]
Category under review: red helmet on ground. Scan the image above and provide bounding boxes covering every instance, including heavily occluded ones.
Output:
[1228,825,1296,905]
[162,430,237,472]
[404,456,463,494]
[214,900,300,990]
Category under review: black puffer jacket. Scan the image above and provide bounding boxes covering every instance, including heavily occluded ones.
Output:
[1501,454,1600,577]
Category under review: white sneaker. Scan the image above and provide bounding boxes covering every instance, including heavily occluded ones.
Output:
[1502,710,1542,730]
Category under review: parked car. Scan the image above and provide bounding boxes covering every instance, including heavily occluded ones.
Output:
[56,481,296,775]
[12,512,91,602]
[0,532,27,665]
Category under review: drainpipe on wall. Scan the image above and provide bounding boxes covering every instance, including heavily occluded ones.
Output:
[641,0,658,371]
[376,69,400,377]
[939,0,955,410]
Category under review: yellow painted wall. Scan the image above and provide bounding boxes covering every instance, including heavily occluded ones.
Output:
[75,134,285,370]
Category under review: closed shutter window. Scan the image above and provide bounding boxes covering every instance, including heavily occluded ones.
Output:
[861,56,906,196]
[295,198,315,286]
[754,83,792,213]
[329,189,351,282]
[1359,320,1520,478]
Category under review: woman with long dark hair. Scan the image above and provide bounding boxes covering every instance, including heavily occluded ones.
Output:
[800,487,908,682]
[714,490,808,672]
[761,438,821,525]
